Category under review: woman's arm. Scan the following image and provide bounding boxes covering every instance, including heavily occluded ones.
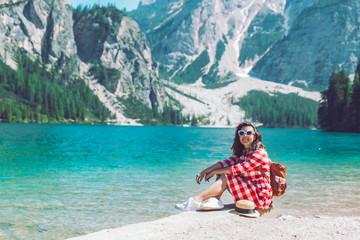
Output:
[196,162,222,184]
[196,163,231,184]
[204,167,230,182]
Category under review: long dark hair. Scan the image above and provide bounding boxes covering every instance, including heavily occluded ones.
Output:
[231,122,264,157]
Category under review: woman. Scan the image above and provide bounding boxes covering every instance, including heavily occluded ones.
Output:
[175,122,273,211]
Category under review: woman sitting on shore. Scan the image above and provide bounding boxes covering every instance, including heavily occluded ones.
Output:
[175,122,273,211]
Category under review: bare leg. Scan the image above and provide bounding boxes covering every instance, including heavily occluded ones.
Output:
[193,174,228,202]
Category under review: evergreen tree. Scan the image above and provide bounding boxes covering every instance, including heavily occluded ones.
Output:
[328,70,350,130]
[318,67,360,132]
[190,115,198,126]
[238,90,318,128]
[0,50,111,123]
[349,72,360,131]
[318,70,350,131]
[318,88,329,130]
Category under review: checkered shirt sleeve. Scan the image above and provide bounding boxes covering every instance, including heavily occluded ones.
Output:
[218,155,240,168]
[228,148,269,176]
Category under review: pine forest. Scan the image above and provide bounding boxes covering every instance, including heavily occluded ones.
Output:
[318,64,360,133]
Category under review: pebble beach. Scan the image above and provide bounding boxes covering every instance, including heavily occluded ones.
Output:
[68,194,360,240]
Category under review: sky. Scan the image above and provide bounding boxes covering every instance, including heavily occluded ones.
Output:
[67,0,140,11]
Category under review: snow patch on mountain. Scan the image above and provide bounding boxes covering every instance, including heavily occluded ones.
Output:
[139,0,156,6]
[164,75,321,127]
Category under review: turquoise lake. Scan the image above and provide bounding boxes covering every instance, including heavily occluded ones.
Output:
[1,123,360,239]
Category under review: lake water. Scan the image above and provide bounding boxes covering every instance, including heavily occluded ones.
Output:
[0,123,360,239]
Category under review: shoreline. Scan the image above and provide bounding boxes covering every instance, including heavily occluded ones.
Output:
[68,200,360,240]
[68,212,360,240]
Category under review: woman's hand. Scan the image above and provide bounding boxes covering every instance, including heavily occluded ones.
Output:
[205,170,216,182]
[196,171,206,184]
[196,163,223,184]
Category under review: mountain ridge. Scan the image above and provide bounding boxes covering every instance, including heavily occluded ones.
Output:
[0,0,323,127]
[0,0,167,125]
[130,0,360,89]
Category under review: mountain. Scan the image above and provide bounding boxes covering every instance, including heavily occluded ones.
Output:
[0,0,323,127]
[130,0,286,88]
[0,0,166,124]
[251,0,360,89]
[72,5,169,124]
[129,0,360,89]
[0,0,76,67]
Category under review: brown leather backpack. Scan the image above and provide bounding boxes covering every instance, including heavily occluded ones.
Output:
[257,162,287,197]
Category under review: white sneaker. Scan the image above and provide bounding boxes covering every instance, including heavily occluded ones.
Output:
[199,197,224,210]
[175,197,201,211]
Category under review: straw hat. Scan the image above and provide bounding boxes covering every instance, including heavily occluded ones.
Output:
[234,200,260,218]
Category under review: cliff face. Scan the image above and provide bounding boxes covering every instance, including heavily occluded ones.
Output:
[72,7,165,116]
[0,0,165,124]
[0,0,76,67]
[130,0,286,87]
[130,0,360,89]
[250,0,360,87]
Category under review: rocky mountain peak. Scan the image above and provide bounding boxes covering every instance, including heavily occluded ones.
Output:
[0,0,76,66]
[130,0,360,89]
[130,0,287,88]
[251,0,360,88]
[0,0,166,124]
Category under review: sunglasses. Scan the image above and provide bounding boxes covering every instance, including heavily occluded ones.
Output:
[238,130,254,137]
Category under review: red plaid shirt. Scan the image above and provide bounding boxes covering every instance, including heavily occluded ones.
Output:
[218,148,273,209]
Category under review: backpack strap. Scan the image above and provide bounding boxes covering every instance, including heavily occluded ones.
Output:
[256,166,270,182]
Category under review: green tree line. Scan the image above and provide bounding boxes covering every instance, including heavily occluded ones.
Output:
[118,95,200,126]
[318,66,360,132]
[0,50,111,123]
[237,90,319,128]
